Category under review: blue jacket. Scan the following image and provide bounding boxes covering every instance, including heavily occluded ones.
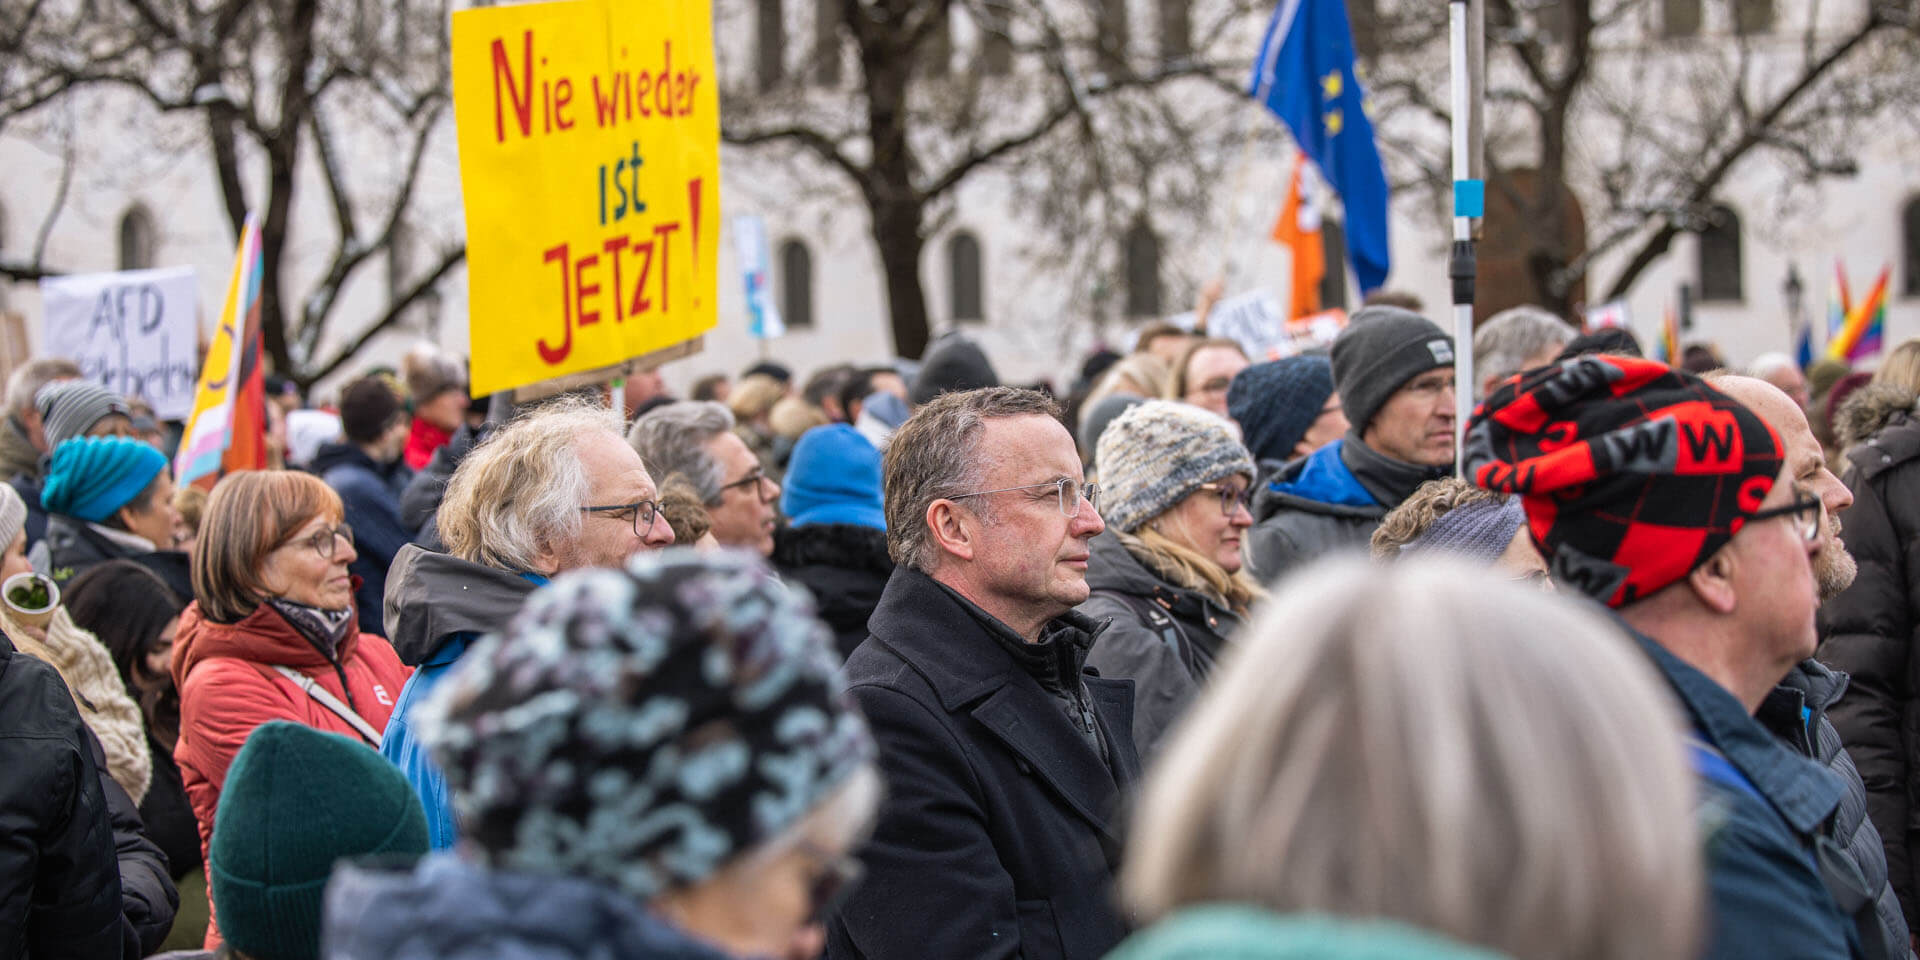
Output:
[314,442,414,637]
[324,853,740,960]
[378,545,547,850]
[1630,628,1865,959]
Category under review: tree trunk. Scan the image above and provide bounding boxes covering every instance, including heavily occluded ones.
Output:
[873,201,930,359]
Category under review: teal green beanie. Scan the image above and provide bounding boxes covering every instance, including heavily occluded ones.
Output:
[40,436,168,524]
[212,721,429,960]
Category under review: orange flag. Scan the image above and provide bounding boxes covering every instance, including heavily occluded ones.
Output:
[1272,153,1324,320]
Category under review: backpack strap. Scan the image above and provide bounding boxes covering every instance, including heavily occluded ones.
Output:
[1090,589,1195,674]
[271,664,382,745]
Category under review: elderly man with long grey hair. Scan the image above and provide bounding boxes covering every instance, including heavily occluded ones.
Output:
[379,397,675,850]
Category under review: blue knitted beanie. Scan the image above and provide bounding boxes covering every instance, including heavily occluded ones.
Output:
[1401,497,1527,566]
[41,436,169,523]
[1228,356,1337,464]
[781,423,885,530]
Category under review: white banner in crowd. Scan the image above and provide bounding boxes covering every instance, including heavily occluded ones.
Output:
[731,216,785,340]
[39,266,199,420]
[1207,291,1291,359]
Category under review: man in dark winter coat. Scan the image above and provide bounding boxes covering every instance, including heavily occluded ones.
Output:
[771,423,893,660]
[0,629,135,957]
[1245,307,1453,583]
[1472,355,1874,960]
[1716,373,1912,957]
[827,387,1140,960]
[315,376,415,636]
[1823,375,1920,931]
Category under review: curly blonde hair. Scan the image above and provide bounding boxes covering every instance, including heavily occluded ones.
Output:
[1370,478,1503,560]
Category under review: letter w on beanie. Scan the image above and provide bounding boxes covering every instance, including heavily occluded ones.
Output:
[1465,355,1783,608]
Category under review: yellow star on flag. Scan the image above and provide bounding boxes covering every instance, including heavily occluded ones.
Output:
[1324,108,1344,135]
[1321,70,1343,100]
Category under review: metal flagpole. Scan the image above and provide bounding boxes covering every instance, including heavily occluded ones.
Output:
[1448,0,1481,478]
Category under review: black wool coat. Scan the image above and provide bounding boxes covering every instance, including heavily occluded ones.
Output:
[826,567,1141,960]
[771,523,894,662]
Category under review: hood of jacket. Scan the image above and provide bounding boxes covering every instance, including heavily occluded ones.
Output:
[1105,906,1511,960]
[1836,383,1918,450]
[323,853,743,960]
[172,599,361,690]
[1253,440,1386,522]
[311,441,400,479]
[1085,529,1168,596]
[382,543,544,665]
[771,522,893,576]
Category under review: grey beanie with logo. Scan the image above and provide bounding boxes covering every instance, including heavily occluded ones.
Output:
[1331,306,1455,433]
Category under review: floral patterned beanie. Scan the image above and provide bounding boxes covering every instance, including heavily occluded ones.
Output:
[417,548,874,899]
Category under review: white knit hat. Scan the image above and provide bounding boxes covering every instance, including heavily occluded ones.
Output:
[1094,400,1255,534]
[0,483,26,549]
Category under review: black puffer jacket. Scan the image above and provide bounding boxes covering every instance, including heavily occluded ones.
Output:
[1760,659,1911,959]
[1079,532,1241,758]
[0,631,126,957]
[1821,383,1920,923]
[88,725,177,956]
[770,523,894,661]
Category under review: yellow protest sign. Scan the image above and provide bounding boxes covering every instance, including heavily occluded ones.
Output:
[451,0,720,396]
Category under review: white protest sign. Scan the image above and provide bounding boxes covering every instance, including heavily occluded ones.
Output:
[39,266,199,420]
[732,216,785,340]
[1206,291,1289,360]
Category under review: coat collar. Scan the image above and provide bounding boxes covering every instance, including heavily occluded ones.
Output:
[1627,627,1844,834]
[867,566,1140,841]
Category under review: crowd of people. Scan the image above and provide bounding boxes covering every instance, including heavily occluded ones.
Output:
[6,306,1920,960]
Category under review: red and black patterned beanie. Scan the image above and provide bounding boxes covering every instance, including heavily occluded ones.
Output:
[1465,355,1784,608]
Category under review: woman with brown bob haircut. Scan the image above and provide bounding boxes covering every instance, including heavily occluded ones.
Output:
[169,470,410,951]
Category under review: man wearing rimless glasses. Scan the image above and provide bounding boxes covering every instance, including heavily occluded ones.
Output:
[1472,356,1881,960]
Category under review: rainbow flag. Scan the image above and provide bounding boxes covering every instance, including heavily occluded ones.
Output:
[176,215,265,487]
[1827,265,1889,363]
[1655,304,1680,365]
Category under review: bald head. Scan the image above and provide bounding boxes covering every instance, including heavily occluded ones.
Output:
[1712,375,1856,601]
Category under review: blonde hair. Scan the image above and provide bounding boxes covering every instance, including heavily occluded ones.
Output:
[1124,527,1262,613]
[769,395,829,439]
[1085,353,1170,412]
[728,374,786,424]
[1370,478,1503,559]
[439,399,623,571]
[1163,338,1249,402]
[193,471,345,623]
[1124,559,1701,960]
[1870,338,1920,400]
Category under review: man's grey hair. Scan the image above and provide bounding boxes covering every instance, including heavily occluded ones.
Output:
[439,398,624,570]
[5,357,81,417]
[627,401,735,504]
[1747,352,1798,380]
[1473,306,1577,398]
[884,387,1062,572]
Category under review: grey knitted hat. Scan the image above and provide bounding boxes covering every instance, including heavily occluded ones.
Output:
[37,379,130,450]
[1401,497,1526,565]
[0,483,25,550]
[1331,306,1454,434]
[1095,400,1255,534]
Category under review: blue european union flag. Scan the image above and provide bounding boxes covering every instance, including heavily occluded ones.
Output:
[1249,0,1392,293]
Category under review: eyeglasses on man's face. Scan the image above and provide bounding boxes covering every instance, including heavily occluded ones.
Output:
[1747,490,1825,544]
[718,468,777,502]
[580,500,661,538]
[949,477,1099,518]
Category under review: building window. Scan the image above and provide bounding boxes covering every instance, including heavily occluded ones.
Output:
[1537,0,1570,42]
[814,0,841,85]
[1349,0,1381,59]
[779,239,814,329]
[1124,221,1161,318]
[1732,0,1772,34]
[1320,220,1348,311]
[921,9,951,77]
[1662,0,1701,36]
[1903,198,1920,297]
[1696,204,1743,303]
[1098,0,1129,74]
[979,8,1013,74]
[757,0,784,91]
[949,231,983,322]
[1158,0,1189,61]
[117,205,155,270]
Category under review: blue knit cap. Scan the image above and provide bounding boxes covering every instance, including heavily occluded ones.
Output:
[42,436,169,523]
[1228,356,1337,464]
[781,423,885,530]
[1401,497,1527,566]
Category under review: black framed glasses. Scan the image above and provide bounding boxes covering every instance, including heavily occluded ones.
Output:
[717,468,776,502]
[1196,482,1252,517]
[950,477,1098,518]
[1747,492,1824,544]
[287,524,354,561]
[580,500,660,538]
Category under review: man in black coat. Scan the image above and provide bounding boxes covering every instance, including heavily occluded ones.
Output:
[826,387,1139,960]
